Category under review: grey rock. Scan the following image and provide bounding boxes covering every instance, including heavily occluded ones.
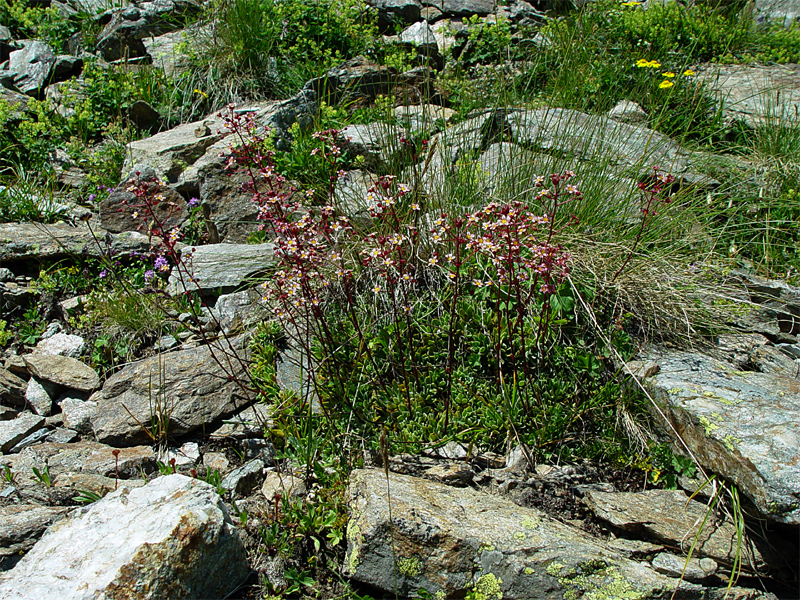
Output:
[608,99,648,124]
[755,0,800,26]
[584,489,793,572]
[0,475,249,600]
[0,89,30,122]
[213,290,261,335]
[196,163,263,242]
[166,243,276,294]
[642,348,800,525]
[143,25,209,76]
[43,428,77,444]
[0,268,12,282]
[652,552,717,582]
[344,469,747,599]
[221,458,264,498]
[0,505,70,570]
[2,441,155,484]
[127,100,160,131]
[432,0,494,16]
[123,115,225,184]
[395,103,455,133]
[242,438,274,464]
[51,55,82,81]
[0,223,154,263]
[0,414,44,454]
[8,41,55,96]
[203,452,230,474]
[0,369,26,408]
[23,355,98,393]
[371,0,422,31]
[53,472,141,497]
[338,122,406,172]
[304,57,396,106]
[261,472,306,502]
[7,428,50,454]
[696,63,800,128]
[24,378,55,417]
[33,333,85,359]
[0,407,17,421]
[210,403,271,440]
[400,21,441,65]
[59,398,98,435]
[90,335,251,445]
[100,168,188,234]
[158,442,200,467]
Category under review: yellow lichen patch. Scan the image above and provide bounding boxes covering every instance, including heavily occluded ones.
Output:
[558,561,650,600]
[479,542,496,553]
[524,567,535,575]
[513,531,526,541]
[397,556,423,577]
[346,521,362,574]
[467,573,503,600]
[546,562,566,577]
[521,516,539,530]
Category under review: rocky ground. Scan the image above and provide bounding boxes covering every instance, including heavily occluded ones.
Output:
[1,0,800,598]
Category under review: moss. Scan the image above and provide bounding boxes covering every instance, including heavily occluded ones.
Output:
[397,555,423,577]
[467,573,503,600]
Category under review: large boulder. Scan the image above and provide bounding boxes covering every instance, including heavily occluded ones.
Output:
[22,355,99,393]
[90,335,252,445]
[0,505,71,571]
[6,41,55,96]
[0,475,249,600]
[344,469,774,599]
[166,243,276,294]
[640,348,800,525]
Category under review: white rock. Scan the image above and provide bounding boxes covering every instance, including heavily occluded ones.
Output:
[34,333,85,359]
[0,474,249,600]
[24,378,55,417]
[59,397,98,435]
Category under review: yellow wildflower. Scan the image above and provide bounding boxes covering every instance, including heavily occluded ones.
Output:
[683,69,696,76]
[659,80,674,89]
[662,72,675,78]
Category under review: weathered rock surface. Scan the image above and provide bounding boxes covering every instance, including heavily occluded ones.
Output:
[24,378,55,417]
[33,333,85,359]
[696,63,800,128]
[166,243,276,294]
[22,355,99,393]
[0,414,44,454]
[640,349,800,525]
[755,0,800,25]
[0,505,70,570]
[0,474,249,600]
[6,41,56,96]
[0,369,25,408]
[221,458,264,498]
[344,469,772,599]
[100,169,188,234]
[90,335,251,445]
[0,223,154,263]
[583,489,792,572]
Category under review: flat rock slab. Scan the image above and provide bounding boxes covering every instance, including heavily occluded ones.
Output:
[90,336,251,445]
[641,349,800,525]
[583,489,790,572]
[1,441,155,486]
[23,355,99,393]
[0,368,25,408]
[0,223,155,263]
[0,505,70,568]
[696,64,800,128]
[167,243,276,294]
[0,475,249,600]
[507,108,702,178]
[344,469,772,600]
[0,414,44,454]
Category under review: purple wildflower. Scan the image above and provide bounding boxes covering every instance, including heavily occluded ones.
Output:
[154,256,169,273]
[188,197,200,208]
[144,269,155,283]
[98,269,108,279]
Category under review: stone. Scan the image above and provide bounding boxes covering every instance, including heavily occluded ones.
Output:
[166,243,276,294]
[6,428,50,454]
[0,369,25,408]
[213,290,262,334]
[24,378,55,417]
[99,168,188,234]
[0,223,154,264]
[53,472,144,497]
[651,552,718,582]
[196,163,264,242]
[143,25,209,77]
[642,348,800,525]
[157,442,200,467]
[0,475,249,600]
[59,397,98,435]
[344,469,769,599]
[210,403,272,440]
[203,452,230,473]
[7,41,56,96]
[123,116,225,185]
[221,458,264,498]
[433,0,494,16]
[261,472,306,502]
[338,122,406,172]
[304,57,396,106]
[33,333,85,359]
[0,414,44,454]
[127,100,160,131]
[0,505,70,570]
[395,104,456,132]
[696,63,800,128]
[755,0,800,26]
[23,355,98,393]
[371,0,422,31]
[90,335,251,445]
[583,489,793,573]
[400,21,441,66]
[607,99,648,124]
